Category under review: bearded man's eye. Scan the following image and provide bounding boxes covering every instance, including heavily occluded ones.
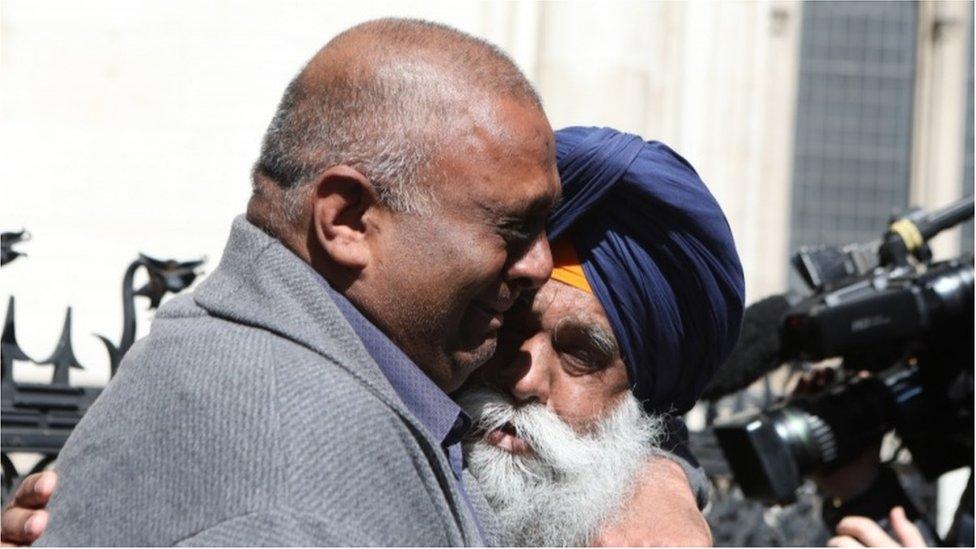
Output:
[559,347,610,376]
[552,320,615,377]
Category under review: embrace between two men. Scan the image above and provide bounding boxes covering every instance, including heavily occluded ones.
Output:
[3,18,745,546]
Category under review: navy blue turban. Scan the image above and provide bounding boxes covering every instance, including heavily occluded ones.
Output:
[548,126,745,415]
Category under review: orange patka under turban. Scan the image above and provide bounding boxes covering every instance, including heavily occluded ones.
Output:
[549,237,592,294]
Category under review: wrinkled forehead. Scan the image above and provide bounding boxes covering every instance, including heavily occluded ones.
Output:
[522,279,612,331]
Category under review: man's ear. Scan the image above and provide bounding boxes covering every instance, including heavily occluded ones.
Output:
[310,165,379,270]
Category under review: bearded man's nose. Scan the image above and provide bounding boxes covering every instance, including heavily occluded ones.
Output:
[506,353,549,406]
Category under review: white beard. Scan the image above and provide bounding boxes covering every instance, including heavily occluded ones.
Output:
[458,388,666,547]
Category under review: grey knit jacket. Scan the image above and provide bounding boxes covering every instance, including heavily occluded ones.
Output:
[36,216,493,547]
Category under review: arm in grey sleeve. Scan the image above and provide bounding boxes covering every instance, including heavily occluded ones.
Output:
[174,510,349,547]
[653,416,710,510]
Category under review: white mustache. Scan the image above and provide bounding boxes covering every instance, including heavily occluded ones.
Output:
[458,388,626,472]
[458,386,667,481]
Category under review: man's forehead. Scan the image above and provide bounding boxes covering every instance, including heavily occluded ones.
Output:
[434,147,557,220]
[518,279,611,329]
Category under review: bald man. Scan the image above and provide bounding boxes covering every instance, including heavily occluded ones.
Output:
[31,19,558,546]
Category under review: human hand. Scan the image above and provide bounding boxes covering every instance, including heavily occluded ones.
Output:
[827,506,927,547]
[592,457,712,547]
[1,471,57,547]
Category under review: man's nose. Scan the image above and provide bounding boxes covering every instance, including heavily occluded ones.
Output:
[503,334,550,405]
[505,232,553,290]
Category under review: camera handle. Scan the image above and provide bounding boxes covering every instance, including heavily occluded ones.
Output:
[880,196,974,266]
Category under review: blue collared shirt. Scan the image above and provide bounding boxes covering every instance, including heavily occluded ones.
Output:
[310,270,483,535]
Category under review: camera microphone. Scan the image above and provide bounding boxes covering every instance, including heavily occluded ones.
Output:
[701,293,797,401]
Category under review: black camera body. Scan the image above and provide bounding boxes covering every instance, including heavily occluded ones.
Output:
[714,198,974,505]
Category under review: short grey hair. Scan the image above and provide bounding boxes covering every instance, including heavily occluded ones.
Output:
[253,18,543,224]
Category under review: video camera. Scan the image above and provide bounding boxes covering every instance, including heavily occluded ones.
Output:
[713,197,974,505]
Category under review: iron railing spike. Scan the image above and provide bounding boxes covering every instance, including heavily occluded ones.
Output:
[94,334,121,376]
[1,230,30,267]
[1,296,33,381]
[38,307,85,385]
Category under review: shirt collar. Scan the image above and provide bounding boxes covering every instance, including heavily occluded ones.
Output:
[307,266,470,446]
